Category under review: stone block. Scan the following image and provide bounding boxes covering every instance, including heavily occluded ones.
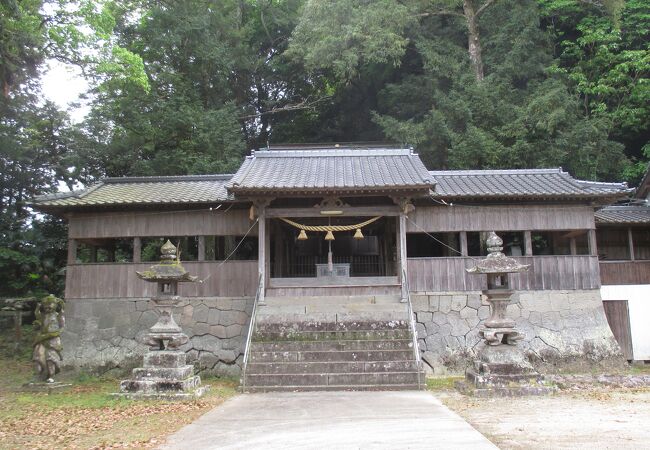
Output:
[460,307,477,320]
[428,296,440,311]
[451,295,466,312]
[416,311,433,323]
[411,295,428,311]
[415,323,426,339]
[424,321,440,336]
[448,315,470,337]
[439,323,452,337]
[432,311,448,325]
[193,322,209,336]
[478,306,490,320]
[207,308,220,325]
[193,304,209,322]
[467,294,482,310]
[506,304,521,319]
[139,310,158,327]
[225,324,243,338]
[528,311,542,325]
[230,298,248,312]
[210,324,227,338]
[439,295,452,313]
[216,298,234,310]
[550,293,570,311]
[541,311,562,331]
[217,350,237,363]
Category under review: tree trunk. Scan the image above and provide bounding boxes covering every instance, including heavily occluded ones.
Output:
[463,0,484,82]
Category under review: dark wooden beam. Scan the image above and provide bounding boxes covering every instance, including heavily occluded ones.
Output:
[266,206,401,218]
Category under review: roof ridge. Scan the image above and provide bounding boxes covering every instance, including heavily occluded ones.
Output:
[428,168,562,176]
[103,174,233,184]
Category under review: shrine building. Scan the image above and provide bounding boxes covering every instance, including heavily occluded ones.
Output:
[32,144,634,390]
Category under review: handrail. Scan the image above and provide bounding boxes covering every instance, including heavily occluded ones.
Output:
[402,267,423,389]
[241,273,263,391]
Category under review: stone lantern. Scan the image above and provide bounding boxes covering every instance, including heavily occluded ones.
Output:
[116,240,207,399]
[457,232,554,396]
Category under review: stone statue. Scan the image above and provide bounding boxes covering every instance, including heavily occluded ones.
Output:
[32,295,65,383]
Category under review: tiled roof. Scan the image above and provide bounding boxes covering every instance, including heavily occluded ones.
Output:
[429,168,630,200]
[32,175,233,208]
[595,205,650,225]
[227,147,434,195]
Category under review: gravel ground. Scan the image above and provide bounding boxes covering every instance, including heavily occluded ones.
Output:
[436,386,650,450]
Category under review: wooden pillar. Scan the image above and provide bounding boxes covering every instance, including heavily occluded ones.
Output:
[569,237,577,256]
[197,236,206,261]
[89,245,97,263]
[258,206,266,305]
[460,231,468,257]
[524,231,533,256]
[67,238,77,264]
[588,229,598,257]
[399,213,408,303]
[628,227,635,261]
[133,237,142,263]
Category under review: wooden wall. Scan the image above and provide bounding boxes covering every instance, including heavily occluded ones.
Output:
[407,205,595,232]
[68,209,256,239]
[407,255,601,291]
[600,261,650,286]
[65,261,257,299]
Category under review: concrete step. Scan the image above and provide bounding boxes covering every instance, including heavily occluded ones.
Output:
[263,295,402,306]
[242,384,421,392]
[251,339,413,352]
[246,360,419,375]
[257,304,408,315]
[245,372,421,387]
[250,349,414,363]
[253,328,412,342]
[256,311,409,324]
[254,319,409,333]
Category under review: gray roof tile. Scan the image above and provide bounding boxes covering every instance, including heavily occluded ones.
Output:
[429,168,630,200]
[595,205,650,224]
[33,175,233,207]
[227,147,434,194]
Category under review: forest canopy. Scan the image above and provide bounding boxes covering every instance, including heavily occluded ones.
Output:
[0,0,648,297]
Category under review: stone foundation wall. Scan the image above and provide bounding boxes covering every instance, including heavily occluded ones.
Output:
[412,289,624,374]
[62,297,253,377]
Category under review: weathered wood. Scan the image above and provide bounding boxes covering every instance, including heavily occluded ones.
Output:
[399,213,408,301]
[407,205,595,232]
[64,261,258,299]
[67,239,77,264]
[197,236,205,261]
[524,231,533,256]
[459,231,468,256]
[68,209,256,239]
[258,208,266,304]
[602,300,634,360]
[588,229,598,256]
[133,237,141,263]
[266,206,401,218]
[628,228,635,261]
[600,261,650,285]
[407,255,601,292]
[569,237,577,256]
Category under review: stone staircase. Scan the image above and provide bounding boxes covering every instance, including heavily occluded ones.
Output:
[241,295,424,392]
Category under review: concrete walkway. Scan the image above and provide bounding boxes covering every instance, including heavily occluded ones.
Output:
[160,391,498,450]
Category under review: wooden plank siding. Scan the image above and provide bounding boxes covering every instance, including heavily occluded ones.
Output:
[407,205,595,232]
[65,261,257,299]
[602,300,634,360]
[68,209,256,239]
[600,261,650,285]
[407,256,601,292]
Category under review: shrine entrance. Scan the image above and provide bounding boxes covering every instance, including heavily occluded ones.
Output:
[269,216,398,279]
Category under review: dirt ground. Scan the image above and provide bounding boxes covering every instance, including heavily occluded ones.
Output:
[437,388,650,449]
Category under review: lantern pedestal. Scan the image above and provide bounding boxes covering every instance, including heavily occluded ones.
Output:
[457,232,555,397]
[456,344,555,397]
[113,240,207,400]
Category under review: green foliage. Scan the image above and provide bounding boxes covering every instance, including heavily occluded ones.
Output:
[288,0,412,81]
